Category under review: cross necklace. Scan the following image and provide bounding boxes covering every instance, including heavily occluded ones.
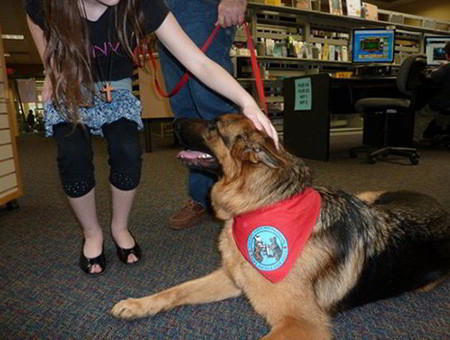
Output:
[94,9,115,103]
[101,81,115,103]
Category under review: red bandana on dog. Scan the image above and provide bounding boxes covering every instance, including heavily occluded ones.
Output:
[232,187,321,283]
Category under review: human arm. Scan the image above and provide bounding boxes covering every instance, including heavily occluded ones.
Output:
[429,63,450,83]
[218,0,247,28]
[26,15,52,102]
[155,13,279,147]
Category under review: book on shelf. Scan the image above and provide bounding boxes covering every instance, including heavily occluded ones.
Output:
[312,44,320,59]
[328,45,335,61]
[336,46,342,61]
[310,0,321,11]
[306,43,313,59]
[263,0,281,5]
[323,42,329,60]
[296,0,311,10]
[346,0,362,17]
[363,2,378,20]
[341,46,348,61]
[329,0,343,15]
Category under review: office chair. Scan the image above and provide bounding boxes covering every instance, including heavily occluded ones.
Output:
[350,55,427,164]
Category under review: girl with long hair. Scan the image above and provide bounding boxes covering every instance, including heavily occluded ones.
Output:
[25,0,278,275]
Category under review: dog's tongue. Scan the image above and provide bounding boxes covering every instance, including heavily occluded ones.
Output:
[177,150,207,160]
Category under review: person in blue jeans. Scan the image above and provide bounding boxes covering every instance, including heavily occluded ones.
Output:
[160,0,248,229]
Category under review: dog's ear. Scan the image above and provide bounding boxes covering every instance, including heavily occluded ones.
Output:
[255,147,282,168]
[242,139,286,169]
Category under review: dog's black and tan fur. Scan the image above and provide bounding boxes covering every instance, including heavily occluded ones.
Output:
[111,114,450,339]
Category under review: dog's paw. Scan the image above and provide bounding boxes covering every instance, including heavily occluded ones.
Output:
[110,298,149,320]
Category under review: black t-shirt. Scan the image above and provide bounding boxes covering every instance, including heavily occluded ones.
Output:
[430,63,450,83]
[24,0,169,81]
[429,63,450,110]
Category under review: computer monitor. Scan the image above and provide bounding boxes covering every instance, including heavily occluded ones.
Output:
[352,29,395,64]
[424,36,450,66]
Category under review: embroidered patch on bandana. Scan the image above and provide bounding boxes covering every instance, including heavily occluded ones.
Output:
[233,187,321,283]
[248,226,288,272]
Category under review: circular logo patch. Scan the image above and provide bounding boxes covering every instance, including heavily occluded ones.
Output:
[247,226,288,272]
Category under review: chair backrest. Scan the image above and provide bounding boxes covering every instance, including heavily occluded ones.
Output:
[396,55,427,96]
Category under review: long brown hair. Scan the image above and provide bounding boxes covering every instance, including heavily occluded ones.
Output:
[42,0,147,123]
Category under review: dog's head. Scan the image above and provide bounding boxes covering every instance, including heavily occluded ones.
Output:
[175,114,313,218]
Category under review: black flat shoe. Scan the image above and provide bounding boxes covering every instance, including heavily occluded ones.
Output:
[114,238,142,265]
[79,242,106,276]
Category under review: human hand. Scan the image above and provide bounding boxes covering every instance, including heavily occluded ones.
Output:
[42,74,53,103]
[242,105,279,149]
[217,0,247,28]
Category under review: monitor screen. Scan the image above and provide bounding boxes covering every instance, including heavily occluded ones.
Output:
[425,36,450,66]
[352,29,395,64]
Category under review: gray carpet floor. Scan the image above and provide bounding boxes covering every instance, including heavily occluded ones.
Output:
[1,133,449,339]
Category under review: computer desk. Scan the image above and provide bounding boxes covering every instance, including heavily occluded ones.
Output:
[283,73,401,161]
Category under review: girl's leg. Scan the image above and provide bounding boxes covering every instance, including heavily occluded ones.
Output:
[68,188,104,273]
[110,185,138,262]
[102,118,143,263]
[53,123,103,273]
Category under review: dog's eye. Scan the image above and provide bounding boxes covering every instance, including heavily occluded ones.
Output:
[208,120,217,131]
[236,133,248,141]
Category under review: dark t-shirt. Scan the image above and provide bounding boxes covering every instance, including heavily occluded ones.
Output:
[430,63,450,83]
[429,63,450,110]
[24,0,169,81]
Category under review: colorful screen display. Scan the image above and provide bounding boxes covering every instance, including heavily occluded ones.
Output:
[352,29,395,63]
[425,36,450,66]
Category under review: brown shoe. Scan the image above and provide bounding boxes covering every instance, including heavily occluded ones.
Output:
[169,199,208,229]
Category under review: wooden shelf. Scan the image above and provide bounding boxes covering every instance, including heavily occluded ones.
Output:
[248,2,450,35]
[236,78,284,82]
[235,55,351,65]
[308,36,349,46]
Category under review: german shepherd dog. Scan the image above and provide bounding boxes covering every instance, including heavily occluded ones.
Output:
[111,114,450,339]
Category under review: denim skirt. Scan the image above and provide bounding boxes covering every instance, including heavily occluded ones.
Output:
[43,78,143,137]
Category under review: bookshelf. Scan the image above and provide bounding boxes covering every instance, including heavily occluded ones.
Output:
[0,25,23,208]
[242,2,450,70]
[234,2,450,136]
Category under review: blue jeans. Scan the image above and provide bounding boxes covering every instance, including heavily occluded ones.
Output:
[160,0,237,208]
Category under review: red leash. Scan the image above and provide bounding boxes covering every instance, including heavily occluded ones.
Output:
[243,22,267,114]
[133,22,267,114]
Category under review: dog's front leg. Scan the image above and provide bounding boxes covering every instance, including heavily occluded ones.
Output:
[261,317,331,340]
[111,268,242,320]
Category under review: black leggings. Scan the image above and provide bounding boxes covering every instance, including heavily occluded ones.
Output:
[53,118,143,198]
